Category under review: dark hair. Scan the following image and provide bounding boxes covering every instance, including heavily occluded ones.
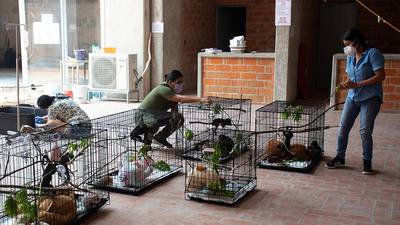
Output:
[37,95,55,109]
[164,70,183,82]
[342,28,368,48]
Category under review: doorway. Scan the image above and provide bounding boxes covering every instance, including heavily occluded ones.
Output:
[316,2,357,91]
[216,6,246,51]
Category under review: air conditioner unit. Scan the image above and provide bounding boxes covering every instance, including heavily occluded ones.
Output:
[88,53,137,102]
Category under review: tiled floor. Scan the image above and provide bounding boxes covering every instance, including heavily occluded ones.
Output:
[78,108,400,225]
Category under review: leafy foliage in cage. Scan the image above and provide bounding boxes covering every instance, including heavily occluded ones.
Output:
[0,127,109,225]
[178,97,252,162]
[255,101,325,173]
[90,109,182,195]
[184,125,256,204]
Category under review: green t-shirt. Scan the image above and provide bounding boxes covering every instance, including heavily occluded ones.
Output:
[139,83,177,111]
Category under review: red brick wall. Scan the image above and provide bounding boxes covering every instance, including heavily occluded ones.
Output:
[335,58,400,112]
[182,0,216,93]
[201,56,274,104]
[182,0,275,93]
[357,0,400,53]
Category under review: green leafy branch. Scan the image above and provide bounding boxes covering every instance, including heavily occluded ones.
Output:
[282,105,304,122]
[153,160,171,171]
[4,189,37,223]
[209,142,222,173]
[184,129,194,141]
[207,181,235,198]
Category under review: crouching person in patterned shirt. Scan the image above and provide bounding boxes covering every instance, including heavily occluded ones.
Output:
[37,95,92,138]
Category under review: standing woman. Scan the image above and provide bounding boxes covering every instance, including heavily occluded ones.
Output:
[325,28,385,175]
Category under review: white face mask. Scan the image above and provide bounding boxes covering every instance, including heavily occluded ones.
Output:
[343,43,356,56]
[174,83,183,93]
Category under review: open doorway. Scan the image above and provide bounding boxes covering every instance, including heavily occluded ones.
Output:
[216,6,246,51]
[316,1,357,93]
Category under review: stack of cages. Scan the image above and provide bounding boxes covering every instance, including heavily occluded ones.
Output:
[179,96,256,204]
[90,109,182,195]
[255,101,325,173]
[0,125,109,225]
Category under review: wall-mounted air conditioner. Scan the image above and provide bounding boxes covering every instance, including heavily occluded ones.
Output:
[88,53,137,102]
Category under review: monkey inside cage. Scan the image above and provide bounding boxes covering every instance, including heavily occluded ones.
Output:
[184,129,256,204]
[0,126,109,225]
[255,101,325,173]
[177,97,252,162]
[90,109,182,195]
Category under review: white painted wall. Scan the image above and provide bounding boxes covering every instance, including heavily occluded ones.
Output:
[100,0,146,75]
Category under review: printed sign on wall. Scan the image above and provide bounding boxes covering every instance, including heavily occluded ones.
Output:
[275,0,291,26]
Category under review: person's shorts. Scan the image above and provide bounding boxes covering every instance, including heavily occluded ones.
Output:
[64,122,92,139]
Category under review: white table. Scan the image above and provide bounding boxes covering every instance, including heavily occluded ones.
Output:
[60,59,89,92]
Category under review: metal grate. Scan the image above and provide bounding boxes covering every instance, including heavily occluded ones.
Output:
[255,100,325,173]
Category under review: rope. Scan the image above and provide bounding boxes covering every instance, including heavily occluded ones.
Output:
[355,0,400,33]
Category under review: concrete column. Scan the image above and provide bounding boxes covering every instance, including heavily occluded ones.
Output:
[274,0,302,101]
[150,0,182,89]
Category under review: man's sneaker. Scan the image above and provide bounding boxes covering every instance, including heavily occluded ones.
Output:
[362,160,373,175]
[153,136,173,148]
[325,156,345,169]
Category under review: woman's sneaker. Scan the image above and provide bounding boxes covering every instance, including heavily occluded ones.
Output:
[362,160,373,175]
[325,156,345,169]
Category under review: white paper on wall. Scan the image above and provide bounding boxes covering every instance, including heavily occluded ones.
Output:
[152,22,164,33]
[275,0,291,26]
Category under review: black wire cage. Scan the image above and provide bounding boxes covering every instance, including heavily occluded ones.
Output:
[90,109,182,195]
[177,96,252,162]
[255,101,325,173]
[0,127,109,225]
[179,97,256,204]
[184,131,256,205]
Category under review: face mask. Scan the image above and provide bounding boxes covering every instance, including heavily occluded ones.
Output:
[174,83,183,93]
[343,42,356,56]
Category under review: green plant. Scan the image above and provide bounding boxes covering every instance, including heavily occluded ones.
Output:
[212,103,222,115]
[4,189,37,223]
[184,129,194,141]
[207,181,235,198]
[153,160,171,171]
[67,138,90,155]
[210,142,222,173]
[282,105,303,122]
[139,144,152,157]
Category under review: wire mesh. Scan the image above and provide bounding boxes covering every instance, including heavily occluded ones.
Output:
[177,97,252,161]
[179,97,256,204]
[0,127,109,225]
[255,101,325,173]
[90,109,182,194]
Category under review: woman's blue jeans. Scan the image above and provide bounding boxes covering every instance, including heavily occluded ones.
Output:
[337,97,381,160]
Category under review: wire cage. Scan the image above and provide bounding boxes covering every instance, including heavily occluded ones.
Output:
[90,109,182,195]
[177,96,252,162]
[0,127,109,225]
[184,129,256,205]
[255,101,325,173]
[0,85,44,105]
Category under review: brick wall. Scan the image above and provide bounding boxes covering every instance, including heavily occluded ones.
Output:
[357,0,400,54]
[200,55,274,104]
[334,57,400,112]
[182,0,275,93]
[214,0,275,52]
[181,0,215,93]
